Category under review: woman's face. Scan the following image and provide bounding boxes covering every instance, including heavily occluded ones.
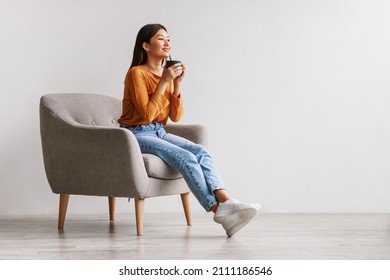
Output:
[143,28,171,59]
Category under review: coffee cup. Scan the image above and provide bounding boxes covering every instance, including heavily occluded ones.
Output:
[165,60,181,68]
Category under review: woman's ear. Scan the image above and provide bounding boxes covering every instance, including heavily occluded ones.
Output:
[142,42,149,52]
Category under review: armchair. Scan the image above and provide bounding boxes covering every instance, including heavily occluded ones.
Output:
[39,93,208,235]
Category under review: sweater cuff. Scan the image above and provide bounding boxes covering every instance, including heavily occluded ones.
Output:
[154,92,170,108]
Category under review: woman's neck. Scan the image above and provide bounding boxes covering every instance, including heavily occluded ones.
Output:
[144,58,164,76]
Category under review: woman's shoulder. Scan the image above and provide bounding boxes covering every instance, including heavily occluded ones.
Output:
[129,65,162,80]
[126,65,148,80]
[128,65,146,75]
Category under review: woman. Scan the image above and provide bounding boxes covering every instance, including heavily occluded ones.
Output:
[118,24,260,237]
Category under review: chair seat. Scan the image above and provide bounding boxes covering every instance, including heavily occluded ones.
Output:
[143,154,182,179]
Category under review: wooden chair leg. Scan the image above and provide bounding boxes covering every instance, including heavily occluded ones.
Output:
[181,193,192,226]
[108,197,116,221]
[58,194,70,229]
[135,198,145,236]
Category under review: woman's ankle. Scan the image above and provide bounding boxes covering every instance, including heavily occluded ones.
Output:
[213,189,230,203]
[210,202,219,213]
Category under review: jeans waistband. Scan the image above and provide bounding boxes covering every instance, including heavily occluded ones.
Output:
[120,122,163,131]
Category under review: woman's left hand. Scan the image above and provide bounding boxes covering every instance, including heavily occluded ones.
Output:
[174,63,186,84]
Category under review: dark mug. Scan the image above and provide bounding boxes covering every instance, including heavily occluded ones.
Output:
[165,60,181,68]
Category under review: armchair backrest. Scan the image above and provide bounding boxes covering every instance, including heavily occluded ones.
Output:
[40,93,121,127]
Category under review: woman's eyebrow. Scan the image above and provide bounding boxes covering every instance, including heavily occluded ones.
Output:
[156,34,170,38]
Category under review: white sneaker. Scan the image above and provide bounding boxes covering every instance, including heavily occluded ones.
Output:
[213,199,261,237]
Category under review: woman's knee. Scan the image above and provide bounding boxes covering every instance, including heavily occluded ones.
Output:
[191,143,209,157]
[181,149,198,164]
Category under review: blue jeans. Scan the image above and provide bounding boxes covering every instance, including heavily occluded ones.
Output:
[121,122,225,211]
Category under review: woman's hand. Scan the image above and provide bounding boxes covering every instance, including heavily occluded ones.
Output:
[174,63,186,83]
[161,63,185,83]
[158,63,186,98]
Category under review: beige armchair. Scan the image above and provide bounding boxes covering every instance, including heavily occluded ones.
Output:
[39,93,208,235]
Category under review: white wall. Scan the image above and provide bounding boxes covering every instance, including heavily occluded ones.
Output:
[1,0,389,215]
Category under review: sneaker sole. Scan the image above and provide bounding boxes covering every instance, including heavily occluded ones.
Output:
[215,207,258,237]
[214,204,261,224]
[226,211,257,237]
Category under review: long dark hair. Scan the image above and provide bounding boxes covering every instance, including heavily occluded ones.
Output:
[130,24,167,69]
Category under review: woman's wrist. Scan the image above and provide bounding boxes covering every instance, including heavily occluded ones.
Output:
[156,80,169,95]
[173,81,181,97]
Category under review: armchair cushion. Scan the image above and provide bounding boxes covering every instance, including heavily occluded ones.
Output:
[143,154,182,179]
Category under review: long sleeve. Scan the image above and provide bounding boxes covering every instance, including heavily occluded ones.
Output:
[169,94,183,122]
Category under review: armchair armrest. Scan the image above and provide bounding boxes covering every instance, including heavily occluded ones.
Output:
[164,124,208,147]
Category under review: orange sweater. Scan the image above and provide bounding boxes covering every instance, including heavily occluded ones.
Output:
[118,65,183,126]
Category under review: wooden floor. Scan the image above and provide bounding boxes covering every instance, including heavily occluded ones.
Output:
[0,213,389,260]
